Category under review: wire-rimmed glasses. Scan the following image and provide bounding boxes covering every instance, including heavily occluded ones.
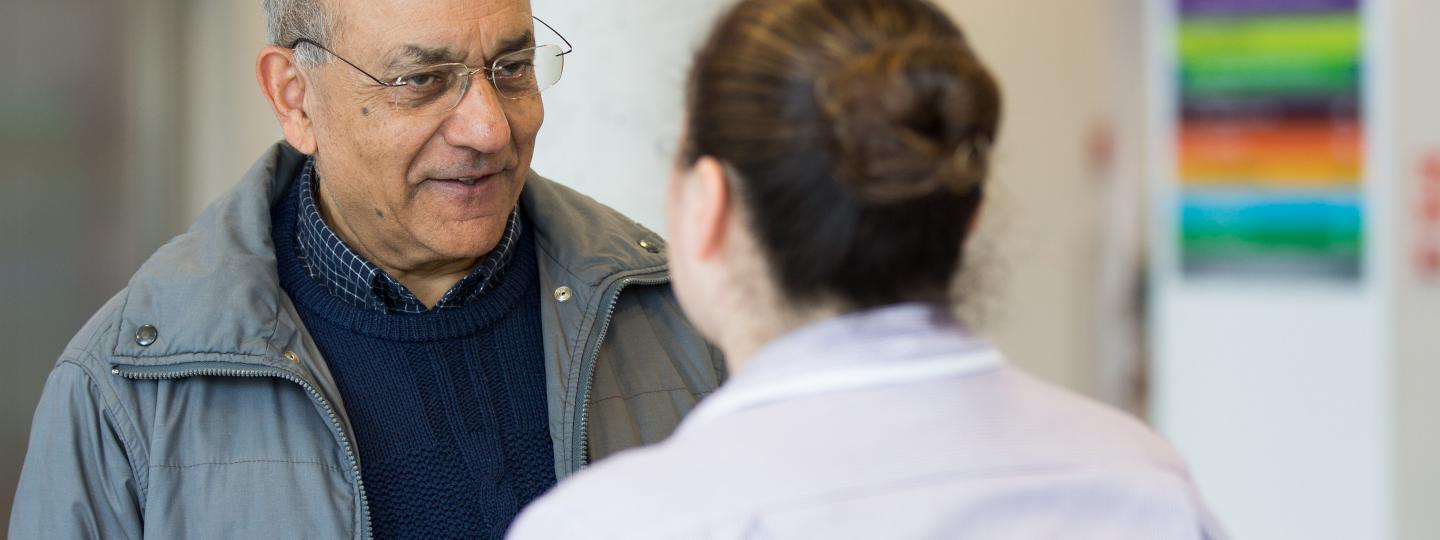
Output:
[290,16,573,116]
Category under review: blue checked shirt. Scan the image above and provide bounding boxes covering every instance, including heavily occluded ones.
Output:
[294,158,523,314]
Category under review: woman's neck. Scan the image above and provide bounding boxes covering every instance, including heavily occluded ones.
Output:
[717,301,846,375]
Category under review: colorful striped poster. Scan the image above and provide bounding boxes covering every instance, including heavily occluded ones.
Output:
[1176,0,1365,280]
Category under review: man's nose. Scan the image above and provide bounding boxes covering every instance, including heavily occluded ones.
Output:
[440,75,513,154]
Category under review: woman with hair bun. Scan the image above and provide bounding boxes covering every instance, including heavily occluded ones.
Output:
[510,0,1225,538]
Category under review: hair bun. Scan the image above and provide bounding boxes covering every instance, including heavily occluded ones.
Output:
[816,38,1001,204]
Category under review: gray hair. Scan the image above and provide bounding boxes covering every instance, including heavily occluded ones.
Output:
[263,0,333,67]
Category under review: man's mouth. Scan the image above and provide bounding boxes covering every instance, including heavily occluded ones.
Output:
[429,171,504,186]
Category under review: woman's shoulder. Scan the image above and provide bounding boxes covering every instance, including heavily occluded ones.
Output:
[938,365,1186,472]
[981,365,1189,469]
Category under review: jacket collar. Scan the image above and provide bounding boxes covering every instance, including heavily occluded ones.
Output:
[109,142,669,368]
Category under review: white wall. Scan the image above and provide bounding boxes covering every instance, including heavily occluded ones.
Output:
[183,0,283,221]
[528,0,727,232]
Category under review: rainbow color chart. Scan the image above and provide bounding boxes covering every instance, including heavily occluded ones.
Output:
[1176,0,1365,280]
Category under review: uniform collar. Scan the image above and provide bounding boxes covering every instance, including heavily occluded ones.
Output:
[683,304,1005,427]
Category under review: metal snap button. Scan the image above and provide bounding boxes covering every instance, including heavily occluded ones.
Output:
[553,286,574,303]
[283,351,300,363]
[135,325,158,347]
[638,239,662,254]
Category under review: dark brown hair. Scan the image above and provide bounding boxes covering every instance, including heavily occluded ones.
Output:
[684,0,1002,309]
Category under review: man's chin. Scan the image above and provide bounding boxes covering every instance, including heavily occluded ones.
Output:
[416,225,509,262]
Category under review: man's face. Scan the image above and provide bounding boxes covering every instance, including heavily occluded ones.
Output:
[306,0,542,266]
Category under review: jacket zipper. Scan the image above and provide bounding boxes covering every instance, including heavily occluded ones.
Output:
[572,274,669,471]
[112,364,374,540]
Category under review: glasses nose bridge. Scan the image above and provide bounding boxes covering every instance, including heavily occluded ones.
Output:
[452,65,506,112]
[464,65,492,83]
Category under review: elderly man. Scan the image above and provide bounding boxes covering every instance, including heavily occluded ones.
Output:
[8,0,721,538]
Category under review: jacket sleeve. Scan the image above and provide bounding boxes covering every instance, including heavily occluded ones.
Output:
[9,361,144,540]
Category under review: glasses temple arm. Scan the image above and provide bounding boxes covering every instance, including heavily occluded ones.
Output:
[532,16,574,56]
[288,38,395,87]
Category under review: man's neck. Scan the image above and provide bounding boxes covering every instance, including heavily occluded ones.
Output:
[315,187,480,310]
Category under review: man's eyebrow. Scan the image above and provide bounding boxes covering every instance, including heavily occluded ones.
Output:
[384,31,536,71]
[385,45,465,71]
[493,31,536,57]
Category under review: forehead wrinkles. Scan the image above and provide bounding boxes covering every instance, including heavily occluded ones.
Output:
[338,0,533,63]
[383,29,534,72]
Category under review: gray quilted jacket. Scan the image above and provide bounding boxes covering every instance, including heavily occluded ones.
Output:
[8,143,724,539]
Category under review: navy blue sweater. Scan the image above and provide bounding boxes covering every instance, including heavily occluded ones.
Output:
[273,180,556,539]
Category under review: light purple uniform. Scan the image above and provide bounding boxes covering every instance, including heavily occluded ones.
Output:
[509,304,1227,540]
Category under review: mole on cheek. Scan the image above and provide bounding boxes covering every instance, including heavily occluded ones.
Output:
[361,107,370,116]
[374,209,385,219]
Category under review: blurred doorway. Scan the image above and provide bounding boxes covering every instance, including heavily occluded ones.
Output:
[0,0,185,523]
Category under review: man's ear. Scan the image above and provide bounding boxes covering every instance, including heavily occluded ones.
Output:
[256,46,318,155]
[691,156,733,261]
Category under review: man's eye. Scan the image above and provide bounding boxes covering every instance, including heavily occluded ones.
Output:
[494,61,533,79]
[402,71,447,89]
